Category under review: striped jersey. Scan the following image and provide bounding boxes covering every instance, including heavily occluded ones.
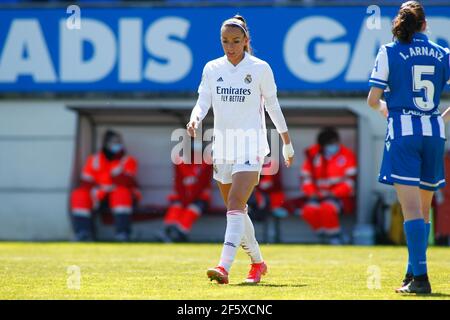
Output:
[369,32,450,138]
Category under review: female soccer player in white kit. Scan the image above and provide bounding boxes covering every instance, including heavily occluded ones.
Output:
[187,15,295,284]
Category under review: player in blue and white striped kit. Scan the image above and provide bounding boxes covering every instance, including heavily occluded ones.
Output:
[367,1,450,294]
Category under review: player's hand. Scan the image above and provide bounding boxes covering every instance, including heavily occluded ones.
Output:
[186,120,198,138]
[282,143,295,168]
[379,101,388,118]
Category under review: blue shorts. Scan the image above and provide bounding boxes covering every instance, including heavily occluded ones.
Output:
[379,135,446,191]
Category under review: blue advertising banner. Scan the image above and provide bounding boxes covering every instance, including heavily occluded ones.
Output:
[0,6,449,92]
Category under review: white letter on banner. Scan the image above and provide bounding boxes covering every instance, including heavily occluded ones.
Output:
[60,18,116,82]
[346,17,391,82]
[283,17,350,82]
[0,19,56,82]
[119,19,142,82]
[144,17,192,83]
[426,18,450,46]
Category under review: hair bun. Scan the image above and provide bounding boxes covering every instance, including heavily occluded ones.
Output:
[233,14,247,25]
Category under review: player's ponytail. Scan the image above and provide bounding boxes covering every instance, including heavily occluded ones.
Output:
[392,1,426,43]
[222,14,253,55]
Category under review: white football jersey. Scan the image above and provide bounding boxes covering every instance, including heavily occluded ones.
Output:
[193,52,278,164]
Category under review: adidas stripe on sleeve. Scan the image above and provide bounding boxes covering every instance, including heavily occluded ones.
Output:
[369,46,389,90]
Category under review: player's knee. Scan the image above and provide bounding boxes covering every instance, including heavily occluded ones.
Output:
[227,193,247,211]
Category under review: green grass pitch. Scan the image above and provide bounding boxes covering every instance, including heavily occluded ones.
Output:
[0,242,449,300]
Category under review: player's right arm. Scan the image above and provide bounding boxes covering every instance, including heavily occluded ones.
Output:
[187,65,212,138]
[367,46,389,118]
[367,87,388,118]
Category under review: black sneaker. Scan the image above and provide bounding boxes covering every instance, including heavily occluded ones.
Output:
[395,278,432,294]
[401,273,414,287]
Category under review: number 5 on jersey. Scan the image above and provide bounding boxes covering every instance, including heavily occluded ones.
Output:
[412,65,435,111]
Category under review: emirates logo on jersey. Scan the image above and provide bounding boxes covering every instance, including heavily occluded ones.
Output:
[244,74,252,84]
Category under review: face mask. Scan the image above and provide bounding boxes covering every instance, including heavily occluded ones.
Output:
[109,143,123,154]
[323,144,339,158]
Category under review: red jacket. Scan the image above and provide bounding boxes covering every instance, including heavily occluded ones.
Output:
[80,151,140,199]
[301,144,357,199]
[256,160,285,208]
[168,159,212,206]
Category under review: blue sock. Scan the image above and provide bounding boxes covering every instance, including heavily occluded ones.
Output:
[406,222,430,275]
[404,219,427,276]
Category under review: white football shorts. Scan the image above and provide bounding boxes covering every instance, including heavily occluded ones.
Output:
[213,161,263,185]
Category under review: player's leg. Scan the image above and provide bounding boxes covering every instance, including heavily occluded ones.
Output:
[206,165,233,284]
[403,136,445,292]
[207,165,262,284]
[220,181,265,272]
[383,135,430,293]
[217,181,232,208]
[404,190,433,284]
[227,170,267,283]
[399,135,446,292]
[216,171,263,264]
[233,164,268,283]
[241,202,264,265]
[394,184,431,294]
[217,171,259,271]
[420,189,433,248]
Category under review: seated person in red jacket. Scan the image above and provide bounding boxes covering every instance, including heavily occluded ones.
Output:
[70,130,141,242]
[300,127,357,244]
[248,159,287,220]
[161,141,212,242]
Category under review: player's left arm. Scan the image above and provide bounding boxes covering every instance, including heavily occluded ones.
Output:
[261,63,294,167]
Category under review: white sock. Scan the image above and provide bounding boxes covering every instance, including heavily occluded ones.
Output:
[241,205,263,264]
[218,210,245,272]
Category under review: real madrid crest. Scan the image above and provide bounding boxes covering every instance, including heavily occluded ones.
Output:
[244,74,252,84]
